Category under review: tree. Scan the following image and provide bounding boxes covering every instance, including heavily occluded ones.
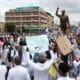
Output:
[5,22,16,33]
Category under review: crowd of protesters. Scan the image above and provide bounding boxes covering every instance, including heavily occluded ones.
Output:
[0,8,80,80]
[0,26,79,80]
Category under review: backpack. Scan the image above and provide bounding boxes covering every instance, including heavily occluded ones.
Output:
[15,46,23,61]
[7,46,23,62]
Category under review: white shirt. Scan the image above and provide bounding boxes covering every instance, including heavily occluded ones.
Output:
[27,50,56,80]
[0,65,7,80]
[57,77,75,80]
[21,46,29,66]
[73,48,80,67]
[21,47,34,77]
[11,49,18,58]
[72,39,77,46]
[7,65,30,80]
[77,76,80,80]
[2,48,9,64]
[17,36,21,43]
[74,48,80,58]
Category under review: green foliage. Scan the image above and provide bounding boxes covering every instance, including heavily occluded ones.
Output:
[5,22,16,33]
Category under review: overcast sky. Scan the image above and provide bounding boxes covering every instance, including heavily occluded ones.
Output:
[0,0,80,24]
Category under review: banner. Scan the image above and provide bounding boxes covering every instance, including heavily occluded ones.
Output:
[56,36,73,55]
[26,35,49,53]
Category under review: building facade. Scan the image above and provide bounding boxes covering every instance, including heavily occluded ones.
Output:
[5,6,54,34]
[0,22,5,32]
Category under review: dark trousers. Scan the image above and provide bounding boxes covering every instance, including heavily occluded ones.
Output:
[60,24,67,34]
[61,54,68,65]
[5,66,10,80]
[61,27,67,34]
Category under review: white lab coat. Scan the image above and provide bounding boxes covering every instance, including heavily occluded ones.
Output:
[57,77,75,80]
[73,48,80,67]
[7,65,30,80]
[26,50,56,80]
[21,46,34,77]
[0,65,7,80]
[21,46,29,66]
[77,76,80,80]
[2,47,9,64]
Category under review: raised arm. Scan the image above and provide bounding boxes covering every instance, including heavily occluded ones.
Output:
[56,7,61,17]
[26,51,56,71]
[41,50,56,70]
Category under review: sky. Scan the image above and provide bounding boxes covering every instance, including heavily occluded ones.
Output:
[0,0,80,25]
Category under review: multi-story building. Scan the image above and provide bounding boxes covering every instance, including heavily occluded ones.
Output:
[5,6,54,34]
[0,22,5,32]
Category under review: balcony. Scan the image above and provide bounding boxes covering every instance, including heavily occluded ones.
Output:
[40,20,47,23]
[5,14,39,18]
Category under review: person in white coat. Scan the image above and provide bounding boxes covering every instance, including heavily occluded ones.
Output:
[0,53,7,80]
[57,62,75,80]
[73,46,80,67]
[26,50,56,80]
[7,56,30,80]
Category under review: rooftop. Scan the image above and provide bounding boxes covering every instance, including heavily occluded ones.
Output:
[15,6,44,12]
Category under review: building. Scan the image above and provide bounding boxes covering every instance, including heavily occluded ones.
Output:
[5,6,54,34]
[0,22,5,32]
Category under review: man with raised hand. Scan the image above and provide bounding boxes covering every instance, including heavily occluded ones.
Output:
[56,7,70,34]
